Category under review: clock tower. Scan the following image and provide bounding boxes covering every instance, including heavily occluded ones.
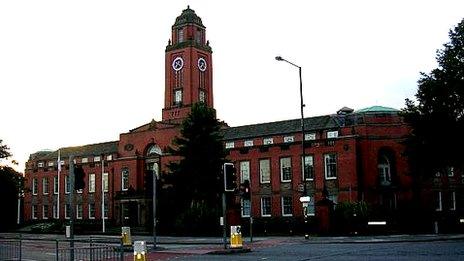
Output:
[162,6,214,122]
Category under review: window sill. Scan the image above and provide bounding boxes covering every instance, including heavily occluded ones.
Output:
[325,177,337,180]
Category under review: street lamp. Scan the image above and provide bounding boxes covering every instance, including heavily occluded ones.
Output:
[275,56,309,239]
[275,56,307,196]
[152,162,159,250]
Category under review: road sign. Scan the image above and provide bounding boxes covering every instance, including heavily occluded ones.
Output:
[299,196,311,203]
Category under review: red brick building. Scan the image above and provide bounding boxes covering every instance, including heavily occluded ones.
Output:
[25,7,457,234]
[24,6,213,228]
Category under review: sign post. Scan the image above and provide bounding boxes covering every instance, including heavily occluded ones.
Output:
[299,196,311,239]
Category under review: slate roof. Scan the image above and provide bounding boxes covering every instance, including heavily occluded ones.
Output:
[221,115,340,141]
[30,141,119,161]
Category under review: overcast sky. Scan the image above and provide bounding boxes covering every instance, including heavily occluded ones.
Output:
[1,0,463,172]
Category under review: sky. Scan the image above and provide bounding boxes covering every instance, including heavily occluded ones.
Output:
[1,0,463,172]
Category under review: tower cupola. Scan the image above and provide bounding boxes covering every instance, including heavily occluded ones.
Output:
[162,7,214,123]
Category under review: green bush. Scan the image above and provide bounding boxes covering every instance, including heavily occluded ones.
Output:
[333,201,369,234]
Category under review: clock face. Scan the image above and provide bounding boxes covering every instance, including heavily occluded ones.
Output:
[172,57,184,71]
[198,58,207,72]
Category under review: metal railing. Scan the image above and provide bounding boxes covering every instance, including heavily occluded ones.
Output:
[0,235,126,261]
[0,237,21,261]
[57,244,123,261]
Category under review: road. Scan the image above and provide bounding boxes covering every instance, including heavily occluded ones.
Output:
[180,240,464,261]
[2,234,464,260]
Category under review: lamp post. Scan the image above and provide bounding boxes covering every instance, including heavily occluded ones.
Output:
[101,156,106,233]
[275,56,306,195]
[275,56,309,238]
[152,162,158,250]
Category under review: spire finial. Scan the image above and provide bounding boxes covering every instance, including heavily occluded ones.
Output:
[187,5,190,9]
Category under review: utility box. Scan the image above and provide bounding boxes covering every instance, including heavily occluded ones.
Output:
[230,225,243,248]
[121,226,132,246]
[133,241,147,261]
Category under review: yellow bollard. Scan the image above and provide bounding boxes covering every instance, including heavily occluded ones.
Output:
[230,226,243,248]
[133,241,147,261]
[122,227,132,246]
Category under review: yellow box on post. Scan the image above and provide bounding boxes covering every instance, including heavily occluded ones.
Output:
[133,241,147,261]
[230,225,243,248]
[121,226,132,247]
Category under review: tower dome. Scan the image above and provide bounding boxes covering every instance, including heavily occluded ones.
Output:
[173,6,204,28]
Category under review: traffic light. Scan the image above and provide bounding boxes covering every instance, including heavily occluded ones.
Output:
[223,162,237,192]
[240,180,250,199]
[74,165,86,190]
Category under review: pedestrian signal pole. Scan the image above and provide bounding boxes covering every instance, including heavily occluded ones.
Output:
[69,155,75,261]
[222,162,237,249]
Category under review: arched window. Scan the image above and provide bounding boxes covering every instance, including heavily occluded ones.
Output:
[378,155,391,185]
[146,144,162,157]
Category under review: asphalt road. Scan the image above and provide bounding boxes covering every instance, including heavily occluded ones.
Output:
[2,234,464,261]
[183,240,464,261]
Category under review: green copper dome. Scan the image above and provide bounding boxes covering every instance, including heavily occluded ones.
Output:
[173,6,204,28]
[355,106,399,113]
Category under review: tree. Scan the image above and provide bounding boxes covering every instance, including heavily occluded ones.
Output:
[402,18,464,178]
[166,103,226,234]
[0,139,24,231]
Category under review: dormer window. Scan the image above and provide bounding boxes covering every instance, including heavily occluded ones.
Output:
[284,136,294,143]
[263,138,274,145]
[305,133,316,141]
[244,140,254,147]
[327,131,339,139]
[225,142,234,149]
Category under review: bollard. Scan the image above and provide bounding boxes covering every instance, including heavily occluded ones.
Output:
[230,226,243,249]
[133,241,147,261]
[121,227,132,247]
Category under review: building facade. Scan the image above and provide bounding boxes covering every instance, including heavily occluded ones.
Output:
[23,7,462,234]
